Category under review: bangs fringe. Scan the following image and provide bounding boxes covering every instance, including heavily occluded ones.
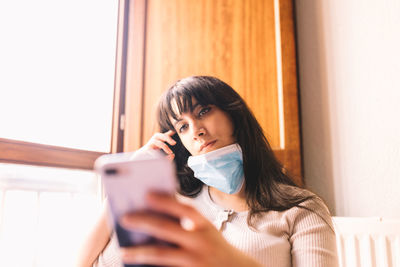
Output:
[158,79,218,132]
[158,86,196,131]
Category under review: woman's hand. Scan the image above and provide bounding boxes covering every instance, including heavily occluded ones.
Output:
[119,192,262,267]
[142,130,177,160]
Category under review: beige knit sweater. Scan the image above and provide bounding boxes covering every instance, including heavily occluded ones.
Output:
[93,186,338,267]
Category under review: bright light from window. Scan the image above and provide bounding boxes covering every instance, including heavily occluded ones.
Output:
[0,163,102,267]
[0,0,118,152]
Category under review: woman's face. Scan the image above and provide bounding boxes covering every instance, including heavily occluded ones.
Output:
[170,100,235,156]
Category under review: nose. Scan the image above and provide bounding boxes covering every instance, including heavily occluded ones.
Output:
[197,129,205,137]
[192,121,206,140]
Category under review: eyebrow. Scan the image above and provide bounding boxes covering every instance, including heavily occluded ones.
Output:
[172,102,202,127]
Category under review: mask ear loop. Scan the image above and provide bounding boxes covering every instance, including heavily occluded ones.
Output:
[207,186,213,202]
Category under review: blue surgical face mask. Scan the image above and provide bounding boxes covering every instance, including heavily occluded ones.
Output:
[187,144,244,194]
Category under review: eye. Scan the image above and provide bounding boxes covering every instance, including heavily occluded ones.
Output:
[198,107,211,117]
[178,123,188,133]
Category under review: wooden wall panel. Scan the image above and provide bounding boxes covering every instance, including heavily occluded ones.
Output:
[123,0,147,152]
[123,0,303,184]
[142,0,281,149]
[279,0,302,182]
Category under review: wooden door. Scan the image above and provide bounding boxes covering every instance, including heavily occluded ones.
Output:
[122,0,302,185]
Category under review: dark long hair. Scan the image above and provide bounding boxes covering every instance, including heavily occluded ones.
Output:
[157,76,314,222]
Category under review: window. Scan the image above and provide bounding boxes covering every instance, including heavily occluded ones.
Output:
[0,0,124,266]
[0,0,117,152]
[0,163,102,267]
[0,0,124,169]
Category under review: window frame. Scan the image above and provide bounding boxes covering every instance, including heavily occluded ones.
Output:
[0,0,128,170]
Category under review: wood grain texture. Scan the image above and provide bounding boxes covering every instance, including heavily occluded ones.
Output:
[111,0,129,154]
[142,0,280,148]
[279,0,302,184]
[0,138,103,170]
[123,0,147,152]
[123,0,302,185]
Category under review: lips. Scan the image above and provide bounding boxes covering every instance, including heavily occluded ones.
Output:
[200,140,217,153]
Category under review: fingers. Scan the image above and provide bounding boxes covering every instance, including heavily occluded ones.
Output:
[120,193,216,253]
[166,153,175,161]
[152,139,174,155]
[121,245,193,266]
[121,212,194,248]
[144,131,177,156]
[156,131,176,146]
[145,193,210,230]
[164,129,176,137]
[118,193,255,267]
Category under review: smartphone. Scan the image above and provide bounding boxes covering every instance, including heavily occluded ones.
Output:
[94,149,177,267]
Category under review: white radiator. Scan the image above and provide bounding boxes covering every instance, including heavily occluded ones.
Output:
[333,217,400,267]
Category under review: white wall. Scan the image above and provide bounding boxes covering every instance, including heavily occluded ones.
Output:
[294,0,400,218]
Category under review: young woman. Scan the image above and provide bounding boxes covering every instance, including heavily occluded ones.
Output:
[78,76,338,267]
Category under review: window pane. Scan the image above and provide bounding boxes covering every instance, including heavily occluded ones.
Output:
[0,163,102,267]
[0,0,118,152]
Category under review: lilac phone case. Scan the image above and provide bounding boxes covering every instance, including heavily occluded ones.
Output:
[95,150,177,267]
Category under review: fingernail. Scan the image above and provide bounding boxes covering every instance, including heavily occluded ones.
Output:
[120,216,128,226]
[120,215,132,227]
[181,217,196,231]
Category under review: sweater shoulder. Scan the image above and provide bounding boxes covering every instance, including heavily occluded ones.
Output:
[280,185,335,233]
